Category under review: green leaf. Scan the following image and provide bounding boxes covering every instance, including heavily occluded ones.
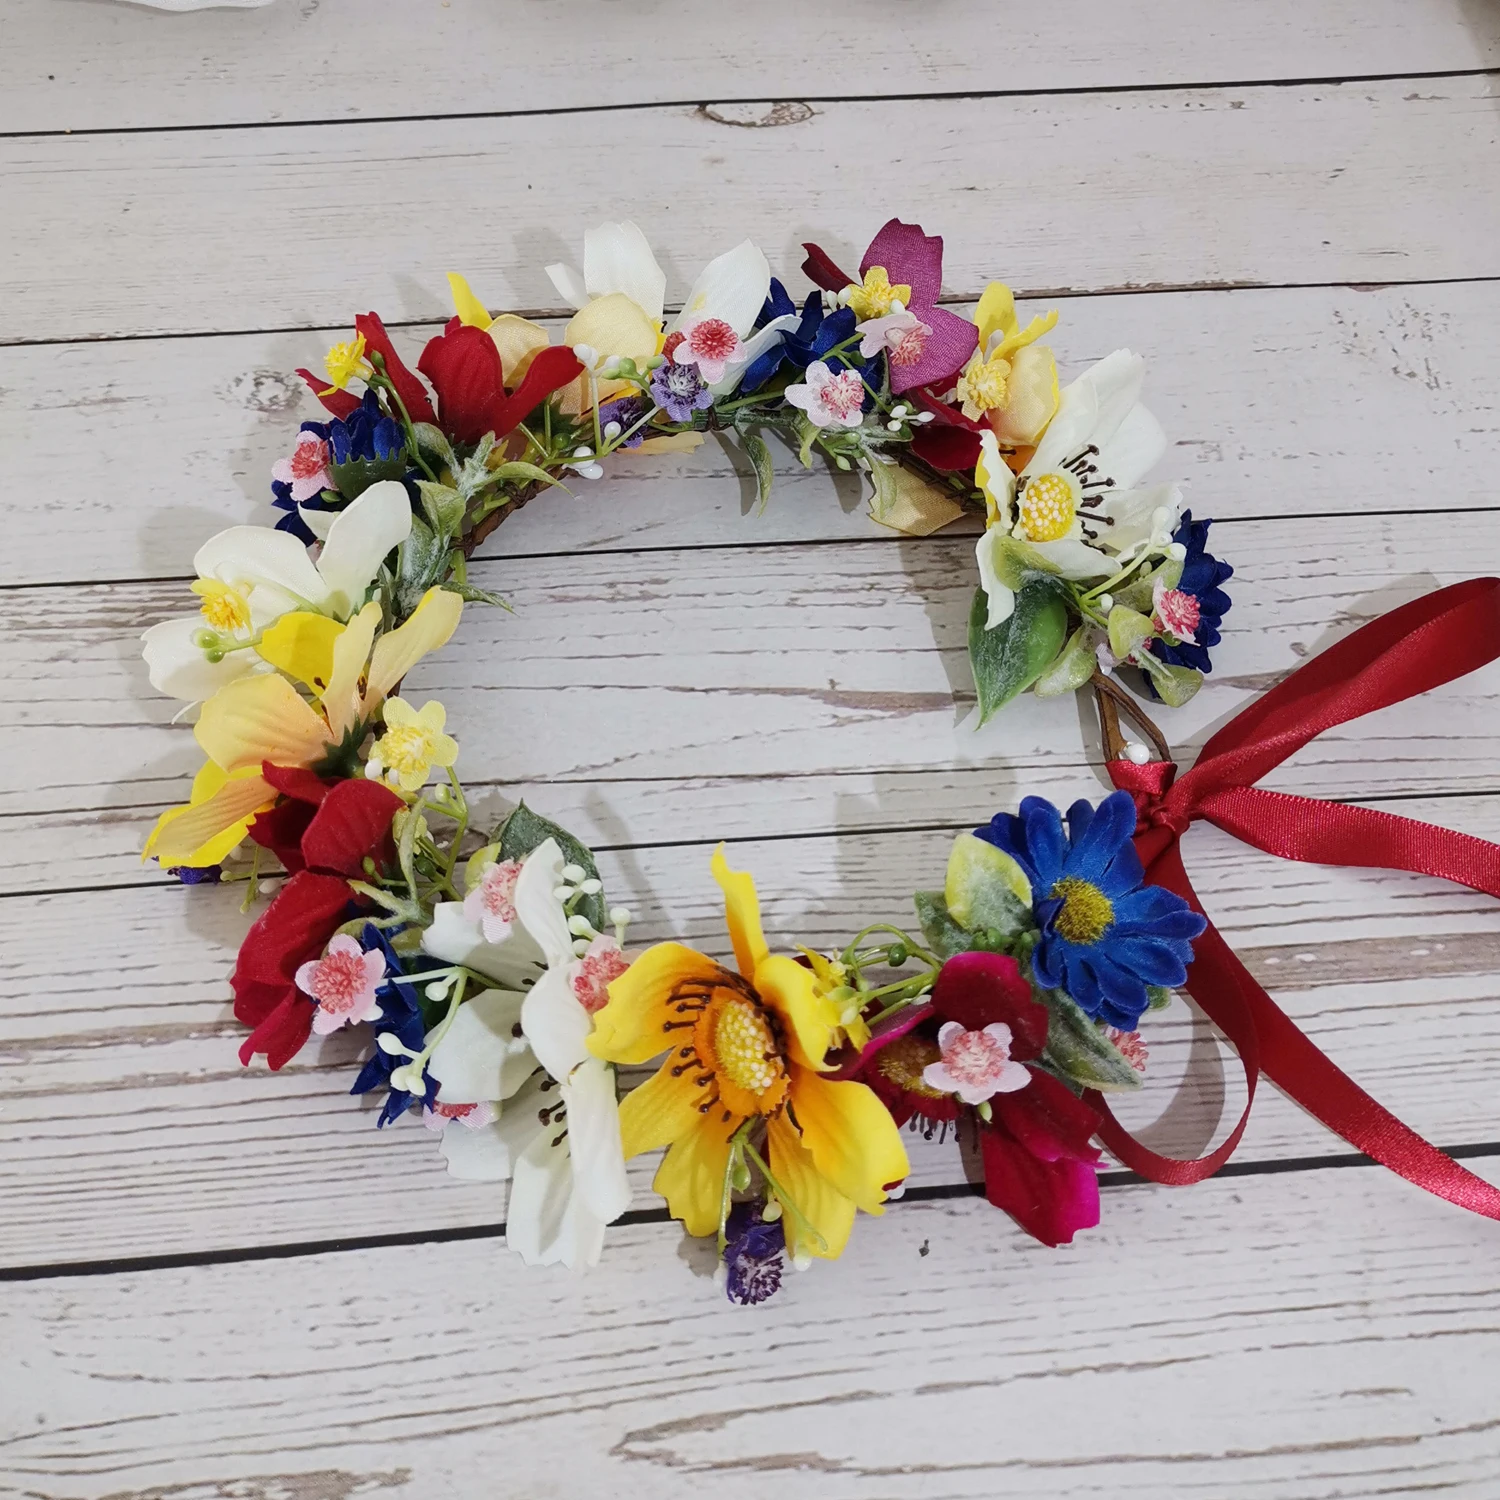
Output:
[866,457,899,522]
[943,832,1033,939]
[497,802,607,933]
[968,580,1069,725]
[913,890,974,960]
[450,582,512,610]
[1032,625,1097,699]
[1114,555,1179,616]
[742,431,775,512]
[795,413,818,468]
[328,453,408,501]
[490,461,566,489]
[411,422,455,470]
[395,515,448,613]
[1136,648,1204,707]
[1107,604,1155,661]
[1040,988,1144,1092]
[416,480,465,537]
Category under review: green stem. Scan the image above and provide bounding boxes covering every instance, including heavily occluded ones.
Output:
[370,369,439,483]
[742,1141,827,1255]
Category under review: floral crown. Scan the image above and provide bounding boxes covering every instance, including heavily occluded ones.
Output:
[141,219,1500,1301]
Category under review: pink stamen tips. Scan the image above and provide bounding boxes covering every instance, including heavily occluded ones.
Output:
[422,1099,498,1133]
[922,1021,1031,1105]
[569,937,632,1014]
[673,316,744,383]
[463,858,524,943]
[1153,579,1201,644]
[1106,1027,1150,1073]
[296,934,387,1035]
[271,430,335,504]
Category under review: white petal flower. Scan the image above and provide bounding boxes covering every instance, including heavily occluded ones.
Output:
[421,901,545,990]
[671,240,772,340]
[437,1070,555,1183]
[426,988,536,1104]
[546,220,667,324]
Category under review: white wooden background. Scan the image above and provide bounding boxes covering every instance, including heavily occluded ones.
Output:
[3,2,1500,1494]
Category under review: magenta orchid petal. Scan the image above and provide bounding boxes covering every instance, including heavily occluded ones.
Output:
[860,218,945,309]
[980,1127,1102,1247]
[988,1066,1103,1165]
[892,304,978,394]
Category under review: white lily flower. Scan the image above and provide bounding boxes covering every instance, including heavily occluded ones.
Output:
[546,220,667,325]
[974,350,1183,628]
[420,898,545,992]
[141,480,413,702]
[670,239,772,341]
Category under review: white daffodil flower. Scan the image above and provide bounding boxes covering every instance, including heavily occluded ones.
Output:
[141,480,413,702]
[974,350,1183,628]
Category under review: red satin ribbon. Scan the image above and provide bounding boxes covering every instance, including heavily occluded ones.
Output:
[1088,577,1500,1218]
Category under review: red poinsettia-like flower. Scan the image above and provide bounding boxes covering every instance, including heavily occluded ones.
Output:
[232,772,404,1070]
[853,950,1103,1247]
[418,322,584,446]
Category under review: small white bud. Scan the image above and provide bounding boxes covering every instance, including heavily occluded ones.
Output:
[376,1031,406,1056]
[886,419,902,432]
[1124,740,1151,766]
[888,297,905,314]
[1167,541,1188,561]
[573,343,599,369]
[1097,593,1114,612]
[553,884,575,903]
[602,421,622,440]
[424,978,451,1002]
[791,1250,813,1272]
[601,355,622,376]
[578,877,603,895]
[760,1199,783,1222]
[572,937,592,957]
[567,914,594,936]
[561,863,586,882]
[914,411,935,423]
[608,906,632,926]
[573,446,592,459]
[890,404,908,418]
[1151,505,1170,526]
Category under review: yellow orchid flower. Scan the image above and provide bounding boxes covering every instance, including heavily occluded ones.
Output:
[146,589,463,868]
[965,282,1061,444]
[589,846,909,1260]
[842,266,912,322]
[366,697,459,792]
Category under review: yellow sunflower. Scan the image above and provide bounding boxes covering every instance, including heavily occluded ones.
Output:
[589,846,909,1259]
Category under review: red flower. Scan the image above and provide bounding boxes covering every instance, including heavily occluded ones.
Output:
[852,951,1103,1247]
[418,326,583,446]
[355,312,438,427]
[232,775,404,1069]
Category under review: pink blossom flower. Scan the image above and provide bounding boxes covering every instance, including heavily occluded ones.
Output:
[785,360,867,429]
[462,858,524,943]
[295,933,386,1035]
[922,1020,1032,1105]
[670,314,743,384]
[422,1099,498,1133]
[1153,576,1202,643]
[1105,1027,1149,1073]
[856,308,933,369]
[271,429,335,504]
[568,936,632,1015]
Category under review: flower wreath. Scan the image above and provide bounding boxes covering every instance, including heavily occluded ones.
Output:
[142,220,1500,1301]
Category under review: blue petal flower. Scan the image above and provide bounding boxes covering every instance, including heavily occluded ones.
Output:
[328,389,404,464]
[721,1202,786,1306]
[1150,510,1234,675]
[736,283,881,399]
[974,791,1207,1030]
[349,923,445,1127]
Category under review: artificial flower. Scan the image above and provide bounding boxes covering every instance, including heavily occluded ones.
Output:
[141,480,414,703]
[350,922,447,1125]
[230,779,405,1068]
[319,333,370,395]
[975,792,1206,1031]
[297,932,387,1035]
[973,350,1182,628]
[721,1201,786,1305]
[737,279,874,396]
[462,856,523,943]
[142,760,274,873]
[423,1099,498,1133]
[649,357,713,423]
[802,219,977,393]
[365,697,460,792]
[785,359,867,430]
[589,846,909,1260]
[967,282,1060,445]
[445,271,553,391]
[921,1020,1031,1105]
[854,949,1103,1247]
[271,429,335,504]
[596,394,652,448]
[546,220,668,328]
[1149,510,1234,676]
[145,588,460,868]
[855,306,933,369]
[669,314,744,385]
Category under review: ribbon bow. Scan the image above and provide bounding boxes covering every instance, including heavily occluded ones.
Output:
[1090,577,1500,1218]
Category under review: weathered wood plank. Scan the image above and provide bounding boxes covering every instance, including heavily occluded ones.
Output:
[7,77,1500,343]
[7,0,1499,133]
[5,514,1498,877]
[3,801,1498,1267]
[4,1169,1499,1499]
[6,281,1499,587]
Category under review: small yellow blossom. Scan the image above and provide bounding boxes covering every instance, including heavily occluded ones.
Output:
[367,697,460,792]
[842,266,912,322]
[955,348,1013,423]
[320,333,371,395]
[189,577,252,634]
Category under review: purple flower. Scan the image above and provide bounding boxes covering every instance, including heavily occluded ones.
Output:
[598,394,652,448]
[174,864,222,885]
[721,1203,786,1306]
[649,359,713,424]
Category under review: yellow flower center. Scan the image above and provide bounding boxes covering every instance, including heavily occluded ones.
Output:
[1050,876,1115,945]
[688,976,790,1119]
[376,723,442,779]
[844,266,912,322]
[957,351,1011,416]
[190,578,251,634]
[1016,471,1079,542]
[876,1034,948,1099]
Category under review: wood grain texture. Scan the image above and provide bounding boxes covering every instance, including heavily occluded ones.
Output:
[8,0,1500,133]
[5,1169,1500,1498]
[7,280,1500,586]
[6,512,1498,894]
[8,76,1500,343]
[4,799,1498,1267]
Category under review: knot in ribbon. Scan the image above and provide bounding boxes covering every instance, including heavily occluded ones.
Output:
[1086,578,1500,1219]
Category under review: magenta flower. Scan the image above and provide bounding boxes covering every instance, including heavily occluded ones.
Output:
[295,933,387,1035]
[271,429,335,504]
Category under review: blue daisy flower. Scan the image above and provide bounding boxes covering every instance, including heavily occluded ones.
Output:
[737,278,879,396]
[1149,510,1233,675]
[349,923,445,1127]
[974,792,1206,1030]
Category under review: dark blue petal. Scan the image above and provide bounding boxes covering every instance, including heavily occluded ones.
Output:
[1019,797,1068,889]
[1032,934,1067,992]
[1083,948,1150,1022]
[1103,934,1191,989]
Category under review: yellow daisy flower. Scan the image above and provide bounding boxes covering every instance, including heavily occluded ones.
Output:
[589,847,909,1260]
